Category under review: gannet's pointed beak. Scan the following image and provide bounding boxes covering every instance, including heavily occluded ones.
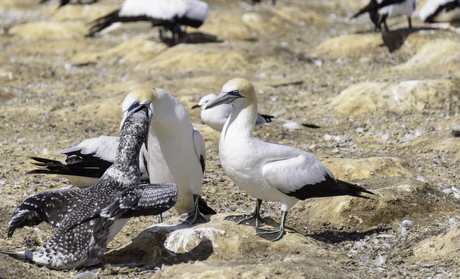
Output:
[205,90,243,110]
[191,104,200,109]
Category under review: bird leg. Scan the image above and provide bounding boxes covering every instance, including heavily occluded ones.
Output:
[383,19,390,32]
[407,16,412,29]
[183,194,208,225]
[224,199,266,228]
[255,210,287,242]
[157,214,163,223]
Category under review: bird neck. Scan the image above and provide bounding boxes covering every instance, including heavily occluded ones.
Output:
[113,112,149,173]
[222,100,258,139]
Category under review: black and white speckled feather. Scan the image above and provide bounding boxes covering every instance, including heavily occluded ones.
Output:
[2,103,178,269]
[7,187,89,237]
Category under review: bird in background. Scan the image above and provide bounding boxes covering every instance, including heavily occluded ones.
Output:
[39,0,98,8]
[205,78,374,241]
[191,93,274,132]
[418,0,460,23]
[121,88,216,225]
[2,101,178,269]
[351,0,416,31]
[27,136,149,188]
[86,0,209,45]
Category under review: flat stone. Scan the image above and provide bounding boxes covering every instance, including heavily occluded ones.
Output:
[320,156,416,181]
[331,80,459,115]
[9,21,87,39]
[392,39,460,78]
[141,43,247,72]
[315,34,384,59]
[105,214,353,279]
[73,36,168,64]
[412,224,460,264]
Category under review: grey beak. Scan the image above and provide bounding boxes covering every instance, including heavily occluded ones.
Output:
[205,91,243,110]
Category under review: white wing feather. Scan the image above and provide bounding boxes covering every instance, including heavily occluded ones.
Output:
[262,153,334,194]
[192,129,206,173]
[59,136,119,162]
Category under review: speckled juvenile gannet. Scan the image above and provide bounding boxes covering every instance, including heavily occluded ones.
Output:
[2,102,178,269]
[205,78,374,241]
[121,88,216,224]
[191,94,274,132]
[27,135,148,188]
[86,0,209,44]
[418,0,460,22]
[351,0,416,31]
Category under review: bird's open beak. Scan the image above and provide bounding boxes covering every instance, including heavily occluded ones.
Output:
[205,91,242,110]
[191,104,200,109]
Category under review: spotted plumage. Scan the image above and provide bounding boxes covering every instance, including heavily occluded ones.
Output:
[2,102,178,269]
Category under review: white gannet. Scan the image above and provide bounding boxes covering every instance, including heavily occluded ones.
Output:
[418,0,460,22]
[191,93,274,132]
[205,78,374,241]
[2,102,178,269]
[27,136,149,188]
[121,88,216,224]
[86,0,209,44]
[351,0,416,31]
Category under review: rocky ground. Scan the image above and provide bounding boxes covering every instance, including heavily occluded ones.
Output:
[1,0,460,278]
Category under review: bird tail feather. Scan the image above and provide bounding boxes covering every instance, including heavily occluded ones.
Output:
[261,114,275,123]
[198,196,217,215]
[337,179,375,199]
[351,0,378,19]
[86,9,120,37]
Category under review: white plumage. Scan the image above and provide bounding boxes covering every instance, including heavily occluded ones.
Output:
[87,0,209,43]
[418,0,460,22]
[119,0,207,22]
[192,94,274,132]
[3,103,178,269]
[121,88,215,224]
[205,78,373,241]
[352,0,416,31]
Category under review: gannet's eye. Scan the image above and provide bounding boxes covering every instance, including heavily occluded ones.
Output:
[128,101,140,112]
[229,90,242,97]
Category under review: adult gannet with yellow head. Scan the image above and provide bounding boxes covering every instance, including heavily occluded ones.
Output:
[205,78,373,241]
[121,87,215,224]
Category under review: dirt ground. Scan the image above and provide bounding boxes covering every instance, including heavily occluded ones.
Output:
[1,0,460,278]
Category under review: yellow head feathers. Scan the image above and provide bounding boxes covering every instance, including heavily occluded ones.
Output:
[121,88,158,113]
[222,78,256,101]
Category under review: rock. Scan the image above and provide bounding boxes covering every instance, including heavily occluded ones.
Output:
[412,224,460,264]
[9,21,87,39]
[269,6,335,26]
[392,39,460,78]
[320,156,416,181]
[105,214,353,279]
[73,37,168,64]
[399,129,460,160]
[140,43,247,72]
[190,12,253,41]
[315,34,384,59]
[0,0,35,9]
[291,177,451,229]
[52,3,119,21]
[330,80,459,115]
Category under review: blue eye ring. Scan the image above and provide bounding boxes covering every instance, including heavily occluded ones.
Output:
[127,101,140,112]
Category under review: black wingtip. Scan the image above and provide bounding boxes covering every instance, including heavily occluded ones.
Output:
[261,114,275,123]
[337,179,375,199]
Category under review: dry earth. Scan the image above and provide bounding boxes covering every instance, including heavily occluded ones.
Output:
[1,0,460,278]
